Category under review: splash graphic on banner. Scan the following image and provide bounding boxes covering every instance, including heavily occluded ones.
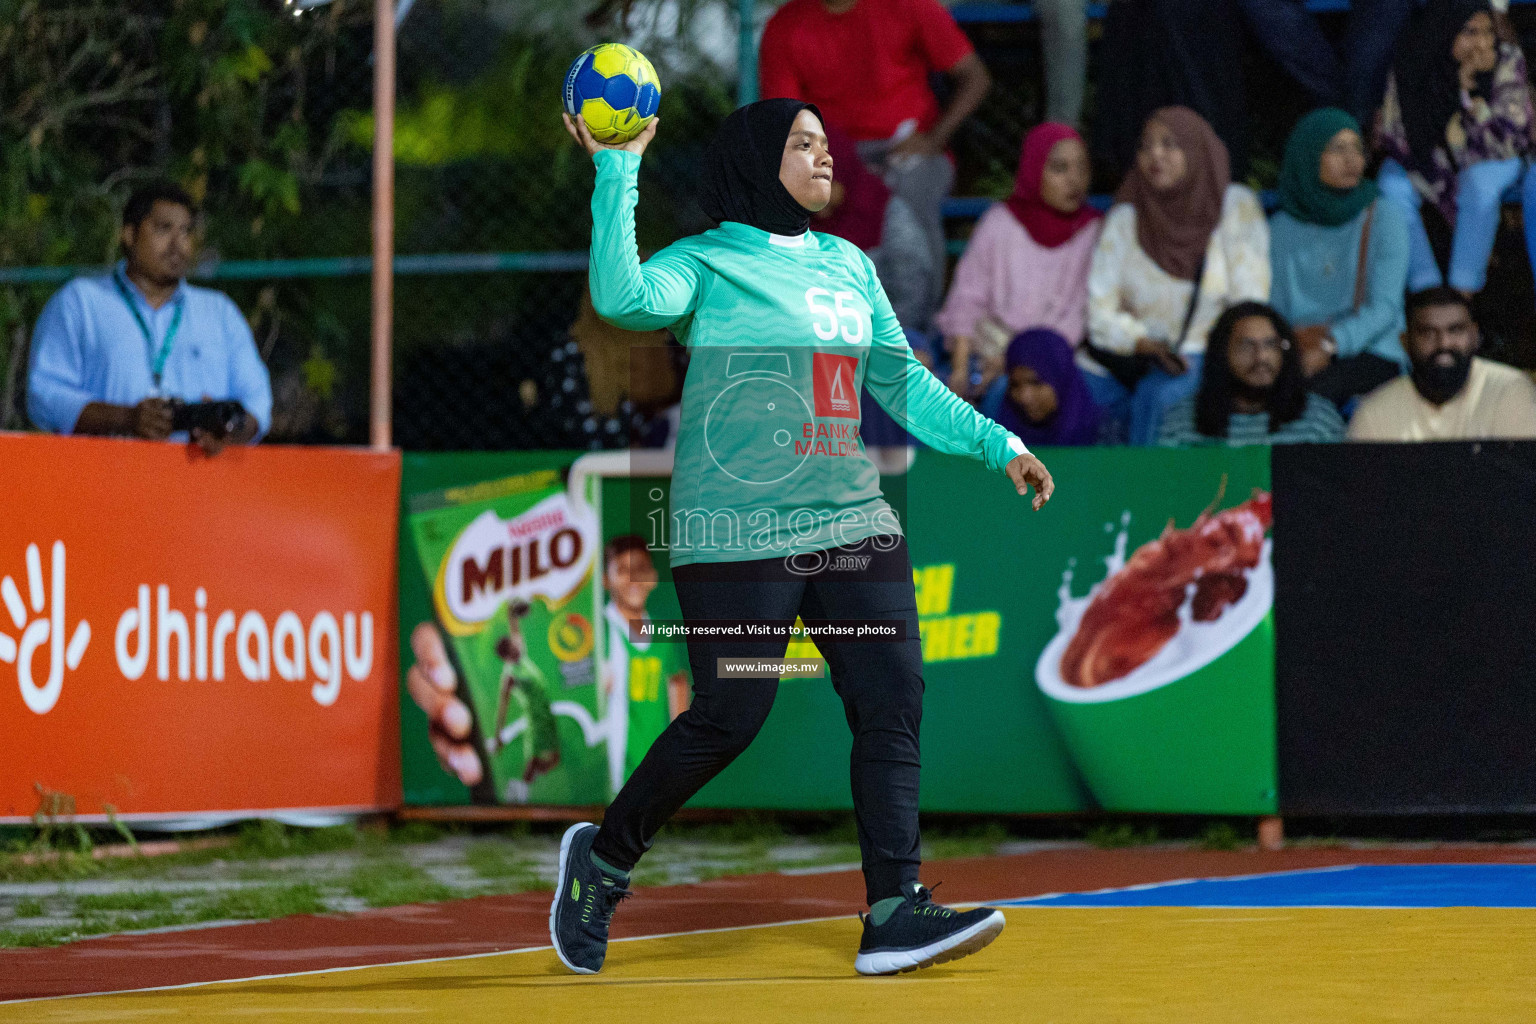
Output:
[1037,492,1274,704]
[1033,479,1277,813]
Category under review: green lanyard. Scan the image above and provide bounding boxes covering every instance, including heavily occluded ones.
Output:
[113,269,184,393]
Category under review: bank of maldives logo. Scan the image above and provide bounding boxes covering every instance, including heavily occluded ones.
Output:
[0,542,90,715]
[813,352,859,419]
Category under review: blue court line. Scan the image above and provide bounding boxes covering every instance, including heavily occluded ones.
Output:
[991,864,1536,909]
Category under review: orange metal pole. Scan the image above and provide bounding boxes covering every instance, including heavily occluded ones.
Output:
[369,0,396,450]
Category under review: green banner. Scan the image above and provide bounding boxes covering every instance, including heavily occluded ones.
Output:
[402,446,1276,814]
[399,452,585,807]
[905,445,1277,814]
[399,451,696,808]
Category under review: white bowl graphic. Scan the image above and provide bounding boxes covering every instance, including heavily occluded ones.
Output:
[1035,515,1274,706]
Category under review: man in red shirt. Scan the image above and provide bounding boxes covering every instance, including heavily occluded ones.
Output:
[759,0,991,325]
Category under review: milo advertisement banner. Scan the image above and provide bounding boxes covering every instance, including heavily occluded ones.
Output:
[407,467,603,804]
[400,452,692,808]
[402,446,1276,814]
[1029,469,1276,813]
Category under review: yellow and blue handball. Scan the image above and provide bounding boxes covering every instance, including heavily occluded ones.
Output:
[563,43,661,145]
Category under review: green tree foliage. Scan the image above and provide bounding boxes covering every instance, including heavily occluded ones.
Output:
[0,0,737,440]
[0,0,370,421]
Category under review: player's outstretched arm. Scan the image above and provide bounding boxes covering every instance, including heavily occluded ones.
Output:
[564,113,702,332]
[857,252,1055,510]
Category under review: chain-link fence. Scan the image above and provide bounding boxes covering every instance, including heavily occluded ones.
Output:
[6,1,1532,449]
[0,0,739,449]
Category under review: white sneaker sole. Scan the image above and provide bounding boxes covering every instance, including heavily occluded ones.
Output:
[853,909,1006,976]
[549,821,599,975]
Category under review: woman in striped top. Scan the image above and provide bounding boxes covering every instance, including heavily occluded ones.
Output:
[1158,301,1345,446]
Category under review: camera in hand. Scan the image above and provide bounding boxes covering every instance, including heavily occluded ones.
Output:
[169,399,245,439]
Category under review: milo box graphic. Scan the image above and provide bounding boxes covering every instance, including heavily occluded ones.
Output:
[1035,484,1278,813]
[408,471,606,805]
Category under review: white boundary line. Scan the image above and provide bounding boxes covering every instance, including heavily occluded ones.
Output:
[986,864,1364,905]
[0,910,873,1007]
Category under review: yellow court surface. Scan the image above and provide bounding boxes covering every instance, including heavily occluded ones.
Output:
[9,907,1536,1024]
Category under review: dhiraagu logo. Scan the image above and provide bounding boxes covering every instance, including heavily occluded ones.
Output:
[0,542,91,715]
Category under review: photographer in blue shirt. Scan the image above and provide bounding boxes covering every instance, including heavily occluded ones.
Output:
[26,181,272,455]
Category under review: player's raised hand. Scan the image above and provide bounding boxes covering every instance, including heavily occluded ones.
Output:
[563,112,659,158]
[1006,452,1055,512]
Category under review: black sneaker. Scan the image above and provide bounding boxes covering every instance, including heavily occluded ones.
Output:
[854,881,1005,976]
[549,822,632,974]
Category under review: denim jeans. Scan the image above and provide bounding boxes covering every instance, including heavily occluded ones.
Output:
[1082,369,1130,445]
[856,140,954,303]
[1236,0,1419,126]
[1377,157,1531,293]
[1036,0,1087,127]
[1081,353,1204,446]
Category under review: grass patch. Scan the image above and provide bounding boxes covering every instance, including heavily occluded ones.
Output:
[0,850,105,884]
[1,925,93,948]
[464,842,529,880]
[13,898,44,918]
[233,864,289,882]
[1086,822,1160,849]
[661,812,787,846]
[75,890,175,913]
[0,909,188,948]
[389,821,447,844]
[628,865,673,887]
[344,860,454,908]
[1,907,191,948]
[233,821,359,859]
[769,844,863,870]
[922,821,1009,860]
[472,870,554,896]
[0,821,363,884]
[190,883,327,922]
[818,815,861,846]
[1198,822,1247,851]
[1,886,323,948]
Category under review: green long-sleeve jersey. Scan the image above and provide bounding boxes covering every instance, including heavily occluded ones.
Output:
[588,149,1027,567]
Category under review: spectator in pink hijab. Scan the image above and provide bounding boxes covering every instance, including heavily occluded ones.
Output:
[934,123,1102,400]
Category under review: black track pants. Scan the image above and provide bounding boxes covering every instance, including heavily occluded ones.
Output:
[591,534,925,905]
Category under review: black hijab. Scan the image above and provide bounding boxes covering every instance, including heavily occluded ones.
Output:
[698,98,822,236]
[1392,0,1493,172]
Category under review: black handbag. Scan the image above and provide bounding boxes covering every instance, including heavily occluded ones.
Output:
[1085,255,1206,392]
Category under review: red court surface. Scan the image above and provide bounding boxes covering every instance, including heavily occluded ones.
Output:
[5,843,1535,1003]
